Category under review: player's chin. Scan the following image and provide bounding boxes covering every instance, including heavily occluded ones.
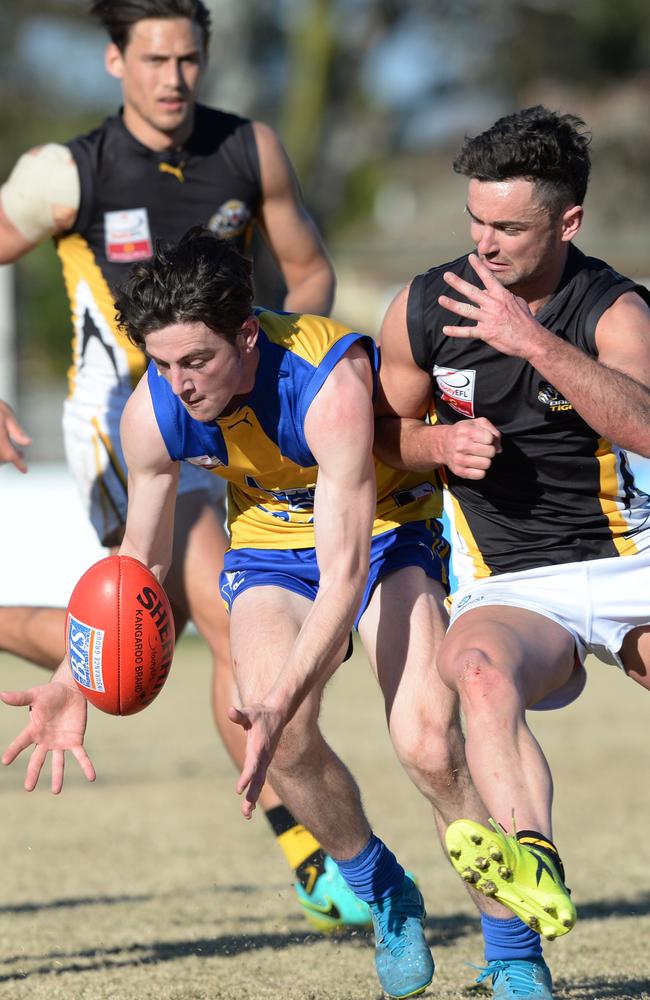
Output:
[183,399,215,421]
[153,105,190,130]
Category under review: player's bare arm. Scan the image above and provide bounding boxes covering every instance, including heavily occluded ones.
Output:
[0,399,32,472]
[441,253,650,455]
[253,121,336,316]
[0,144,80,263]
[231,343,376,815]
[374,283,501,478]
[119,375,180,580]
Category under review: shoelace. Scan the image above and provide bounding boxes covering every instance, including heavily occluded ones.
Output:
[372,891,423,956]
[473,961,545,997]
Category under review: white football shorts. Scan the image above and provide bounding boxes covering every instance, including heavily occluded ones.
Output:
[63,396,226,548]
[448,533,650,709]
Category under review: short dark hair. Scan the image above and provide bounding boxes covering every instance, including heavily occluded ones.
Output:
[89,0,211,51]
[453,105,591,213]
[115,228,254,350]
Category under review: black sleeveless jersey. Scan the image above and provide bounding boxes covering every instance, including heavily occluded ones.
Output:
[56,105,262,400]
[407,244,650,580]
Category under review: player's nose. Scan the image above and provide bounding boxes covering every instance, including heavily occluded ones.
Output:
[475,225,497,255]
[169,368,191,396]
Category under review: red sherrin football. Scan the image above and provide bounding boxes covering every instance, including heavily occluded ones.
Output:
[65,555,175,716]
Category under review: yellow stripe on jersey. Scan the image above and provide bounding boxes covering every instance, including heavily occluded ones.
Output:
[595,437,640,556]
[90,417,125,543]
[256,308,356,366]
[216,407,441,550]
[444,478,492,581]
[56,232,146,396]
[218,405,318,549]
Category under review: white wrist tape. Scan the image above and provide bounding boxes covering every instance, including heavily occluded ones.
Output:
[1,143,81,243]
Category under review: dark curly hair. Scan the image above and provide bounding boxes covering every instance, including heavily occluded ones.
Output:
[453,105,592,214]
[89,0,211,51]
[115,227,254,350]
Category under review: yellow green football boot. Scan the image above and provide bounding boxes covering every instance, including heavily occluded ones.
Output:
[445,819,576,940]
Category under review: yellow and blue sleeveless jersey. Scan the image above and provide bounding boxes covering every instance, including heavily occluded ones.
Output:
[149,308,442,549]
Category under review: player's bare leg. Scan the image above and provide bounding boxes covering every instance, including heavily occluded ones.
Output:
[621,625,650,691]
[230,585,371,855]
[437,605,576,940]
[437,605,575,835]
[230,583,434,995]
[0,606,65,669]
[163,491,284,801]
[168,492,369,931]
[359,567,505,916]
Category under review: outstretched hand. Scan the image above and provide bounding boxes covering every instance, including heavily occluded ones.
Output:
[0,681,95,793]
[438,253,546,359]
[228,702,286,819]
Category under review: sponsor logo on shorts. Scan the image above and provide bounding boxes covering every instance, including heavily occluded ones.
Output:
[66,614,105,692]
[221,571,246,603]
[537,383,573,412]
[433,366,476,418]
[208,199,251,240]
[104,208,153,262]
[455,592,485,611]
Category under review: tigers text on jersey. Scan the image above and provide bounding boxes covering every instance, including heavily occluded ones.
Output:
[407,245,650,582]
[149,309,442,549]
[56,105,262,407]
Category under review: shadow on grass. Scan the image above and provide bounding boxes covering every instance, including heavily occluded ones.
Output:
[1,889,649,988]
[0,929,360,984]
[576,892,650,921]
[555,976,650,999]
[0,906,479,985]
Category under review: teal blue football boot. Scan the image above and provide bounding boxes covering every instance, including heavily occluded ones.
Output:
[368,875,434,998]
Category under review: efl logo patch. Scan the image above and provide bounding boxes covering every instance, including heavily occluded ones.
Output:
[433,366,476,417]
[66,614,106,692]
[105,208,153,262]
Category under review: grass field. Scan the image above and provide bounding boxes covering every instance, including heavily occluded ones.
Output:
[1,637,649,999]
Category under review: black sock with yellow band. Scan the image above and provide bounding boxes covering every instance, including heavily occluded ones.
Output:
[516,829,567,884]
[265,805,326,891]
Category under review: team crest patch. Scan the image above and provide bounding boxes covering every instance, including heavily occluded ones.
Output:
[66,614,106,692]
[537,383,573,412]
[433,366,476,418]
[104,208,153,262]
[208,199,251,239]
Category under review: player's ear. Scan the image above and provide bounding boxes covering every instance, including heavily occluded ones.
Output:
[560,204,583,243]
[105,42,125,81]
[238,316,259,354]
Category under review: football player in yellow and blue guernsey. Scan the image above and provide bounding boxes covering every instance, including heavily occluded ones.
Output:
[1,228,516,999]
[0,0,348,929]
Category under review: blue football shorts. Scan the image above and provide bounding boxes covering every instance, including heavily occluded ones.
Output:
[219,518,449,630]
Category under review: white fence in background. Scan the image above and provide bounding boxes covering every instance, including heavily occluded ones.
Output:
[0,462,106,606]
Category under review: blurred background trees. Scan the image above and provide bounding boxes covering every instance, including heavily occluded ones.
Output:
[1,0,648,454]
